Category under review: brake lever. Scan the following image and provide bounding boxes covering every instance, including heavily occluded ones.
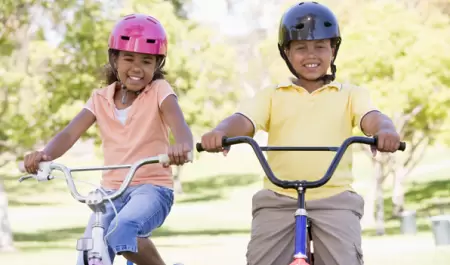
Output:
[18,175,35,183]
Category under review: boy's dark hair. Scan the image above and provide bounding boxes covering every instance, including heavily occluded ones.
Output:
[104,49,167,86]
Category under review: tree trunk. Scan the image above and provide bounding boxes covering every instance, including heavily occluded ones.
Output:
[362,173,377,228]
[0,178,15,252]
[392,167,407,217]
[374,160,385,236]
[173,166,183,194]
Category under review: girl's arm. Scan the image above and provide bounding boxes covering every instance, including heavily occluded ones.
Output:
[160,95,193,163]
[43,109,96,159]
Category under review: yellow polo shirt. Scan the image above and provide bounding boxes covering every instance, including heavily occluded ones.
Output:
[237,81,378,201]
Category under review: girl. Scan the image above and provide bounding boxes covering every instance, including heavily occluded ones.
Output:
[23,14,192,265]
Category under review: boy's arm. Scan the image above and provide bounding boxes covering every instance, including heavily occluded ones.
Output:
[361,111,396,136]
[361,111,401,152]
[212,113,255,137]
[200,88,272,153]
[215,87,273,137]
[351,86,400,152]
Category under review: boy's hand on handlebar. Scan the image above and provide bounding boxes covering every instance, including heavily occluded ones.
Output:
[200,130,229,156]
[165,142,192,167]
[371,129,401,156]
[24,151,52,174]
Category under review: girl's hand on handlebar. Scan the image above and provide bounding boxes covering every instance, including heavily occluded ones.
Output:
[165,143,192,167]
[24,151,52,174]
[200,130,229,156]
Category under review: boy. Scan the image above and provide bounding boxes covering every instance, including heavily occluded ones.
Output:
[200,2,401,265]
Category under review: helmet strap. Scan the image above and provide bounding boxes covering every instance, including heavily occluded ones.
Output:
[120,83,142,105]
[278,44,299,79]
[120,84,128,104]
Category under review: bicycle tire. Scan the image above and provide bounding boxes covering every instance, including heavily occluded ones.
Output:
[307,220,314,265]
[83,250,89,265]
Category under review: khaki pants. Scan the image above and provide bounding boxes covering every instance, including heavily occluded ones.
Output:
[246,190,364,265]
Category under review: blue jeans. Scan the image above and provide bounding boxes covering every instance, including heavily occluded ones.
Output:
[76,184,174,264]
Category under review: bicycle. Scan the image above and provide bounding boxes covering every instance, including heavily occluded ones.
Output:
[196,136,406,265]
[18,153,192,265]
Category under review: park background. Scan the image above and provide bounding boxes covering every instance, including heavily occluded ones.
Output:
[1,0,450,264]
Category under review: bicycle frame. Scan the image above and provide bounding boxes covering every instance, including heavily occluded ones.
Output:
[197,136,405,265]
[18,154,176,265]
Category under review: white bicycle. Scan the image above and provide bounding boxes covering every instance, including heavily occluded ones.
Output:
[18,153,191,265]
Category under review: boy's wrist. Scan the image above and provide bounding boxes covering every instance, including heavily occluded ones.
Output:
[212,127,227,136]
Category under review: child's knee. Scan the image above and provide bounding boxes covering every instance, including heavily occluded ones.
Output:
[106,217,139,251]
[107,217,139,238]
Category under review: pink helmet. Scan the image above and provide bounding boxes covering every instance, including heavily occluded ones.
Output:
[108,14,168,56]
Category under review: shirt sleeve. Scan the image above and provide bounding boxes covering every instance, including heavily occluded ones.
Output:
[157,80,177,107]
[83,92,96,116]
[350,86,379,130]
[236,87,273,133]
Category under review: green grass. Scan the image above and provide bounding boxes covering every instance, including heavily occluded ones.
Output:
[1,141,450,264]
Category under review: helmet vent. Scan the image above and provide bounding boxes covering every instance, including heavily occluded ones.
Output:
[146,17,157,24]
[295,23,305,30]
[146,39,156,43]
[324,21,333,27]
[121,36,130,40]
[299,2,304,5]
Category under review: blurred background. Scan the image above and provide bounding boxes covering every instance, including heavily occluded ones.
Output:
[1,0,450,264]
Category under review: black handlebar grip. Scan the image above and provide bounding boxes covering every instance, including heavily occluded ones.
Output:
[399,141,406,151]
[196,143,205,152]
[196,136,230,153]
[221,136,229,146]
[373,136,406,151]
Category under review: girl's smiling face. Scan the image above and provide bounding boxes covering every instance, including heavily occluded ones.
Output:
[115,51,157,91]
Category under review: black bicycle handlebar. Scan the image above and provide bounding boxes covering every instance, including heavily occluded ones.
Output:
[196,136,406,189]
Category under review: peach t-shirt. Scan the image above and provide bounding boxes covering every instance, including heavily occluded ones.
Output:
[84,79,175,189]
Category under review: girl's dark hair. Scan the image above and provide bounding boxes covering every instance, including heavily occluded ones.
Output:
[104,49,167,86]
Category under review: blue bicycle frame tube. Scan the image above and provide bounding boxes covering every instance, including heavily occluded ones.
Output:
[293,187,309,259]
[294,211,308,258]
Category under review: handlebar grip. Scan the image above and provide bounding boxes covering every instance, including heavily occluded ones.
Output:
[196,143,205,152]
[196,137,230,153]
[373,136,406,151]
[17,161,54,172]
[399,142,406,151]
[158,152,194,163]
[158,154,170,164]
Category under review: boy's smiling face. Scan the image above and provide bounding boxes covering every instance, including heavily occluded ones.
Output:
[285,39,334,81]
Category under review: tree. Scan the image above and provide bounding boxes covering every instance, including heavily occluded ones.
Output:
[0,0,80,251]
[335,1,450,231]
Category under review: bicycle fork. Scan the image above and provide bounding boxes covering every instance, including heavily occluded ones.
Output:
[290,187,313,265]
[76,189,113,265]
